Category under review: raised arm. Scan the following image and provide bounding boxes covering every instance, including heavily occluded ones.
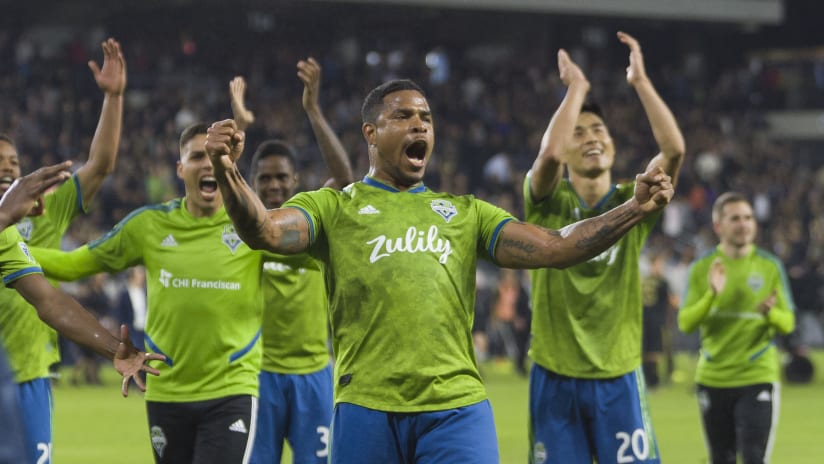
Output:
[497,166,674,268]
[9,274,162,396]
[529,49,590,202]
[0,161,72,229]
[75,37,126,204]
[205,119,311,253]
[618,31,686,186]
[298,57,354,189]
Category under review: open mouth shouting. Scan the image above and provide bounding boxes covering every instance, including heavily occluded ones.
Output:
[405,139,428,168]
[199,175,219,199]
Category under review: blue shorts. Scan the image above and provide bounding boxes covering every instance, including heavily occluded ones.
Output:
[330,400,498,464]
[251,364,333,464]
[529,364,660,463]
[17,377,53,464]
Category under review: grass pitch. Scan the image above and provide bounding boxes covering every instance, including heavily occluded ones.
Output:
[53,352,824,463]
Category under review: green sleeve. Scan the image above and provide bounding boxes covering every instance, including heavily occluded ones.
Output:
[678,261,715,334]
[29,245,103,282]
[766,284,795,335]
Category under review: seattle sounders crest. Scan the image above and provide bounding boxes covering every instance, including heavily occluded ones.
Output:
[16,218,33,241]
[430,199,458,223]
[222,225,242,253]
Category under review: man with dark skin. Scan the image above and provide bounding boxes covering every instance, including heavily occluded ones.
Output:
[205,78,673,463]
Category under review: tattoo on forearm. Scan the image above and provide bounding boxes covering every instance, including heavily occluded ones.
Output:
[566,204,636,250]
[500,238,538,256]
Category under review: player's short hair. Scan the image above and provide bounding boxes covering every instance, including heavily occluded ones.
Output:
[580,102,605,119]
[712,191,750,223]
[250,140,297,177]
[361,79,426,124]
[179,122,210,151]
[0,133,16,146]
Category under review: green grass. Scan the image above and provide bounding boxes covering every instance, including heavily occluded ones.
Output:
[53,352,824,463]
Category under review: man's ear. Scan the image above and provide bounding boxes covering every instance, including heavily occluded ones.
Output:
[362,123,376,146]
[176,161,183,179]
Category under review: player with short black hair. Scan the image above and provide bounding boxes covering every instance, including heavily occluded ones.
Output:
[205,73,674,462]
[524,31,686,463]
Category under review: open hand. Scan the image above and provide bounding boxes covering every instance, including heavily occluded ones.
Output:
[709,258,726,295]
[297,57,322,113]
[89,38,126,96]
[557,49,588,88]
[0,161,72,223]
[114,325,165,397]
[617,31,648,86]
[229,76,255,129]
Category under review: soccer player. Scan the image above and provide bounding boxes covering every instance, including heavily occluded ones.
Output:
[678,192,795,464]
[0,161,160,389]
[524,32,686,463]
[204,77,674,463]
[230,58,354,463]
[32,123,264,464]
[0,37,127,464]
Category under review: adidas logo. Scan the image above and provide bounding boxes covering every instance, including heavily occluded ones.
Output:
[228,419,248,434]
[160,234,178,246]
[358,205,380,215]
[757,390,771,402]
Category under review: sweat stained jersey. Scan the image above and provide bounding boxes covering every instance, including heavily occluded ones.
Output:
[260,251,330,374]
[524,176,660,378]
[34,198,263,402]
[284,177,514,412]
[0,176,83,383]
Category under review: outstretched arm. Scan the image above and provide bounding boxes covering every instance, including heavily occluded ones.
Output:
[529,49,590,202]
[497,166,673,268]
[0,161,72,229]
[75,38,126,204]
[205,119,311,253]
[9,274,163,396]
[31,245,104,282]
[618,31,686,187]
[298,57,354,189]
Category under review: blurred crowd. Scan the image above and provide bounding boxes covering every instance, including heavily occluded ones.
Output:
[1,5,822,379]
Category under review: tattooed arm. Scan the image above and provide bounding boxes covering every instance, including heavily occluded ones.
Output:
[496,166,673,269]
[205,119,310,254]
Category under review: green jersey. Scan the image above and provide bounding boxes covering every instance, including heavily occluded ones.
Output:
[0,176,83,382]
[0,226,42,286]
[524,176,660,378]
[260,251,329,374]
[34,198,263,402]
[284,177,514,412]
[679,246,795,387]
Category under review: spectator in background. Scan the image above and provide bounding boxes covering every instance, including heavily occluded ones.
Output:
[641,251,678,388]
[678,192,795,464]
